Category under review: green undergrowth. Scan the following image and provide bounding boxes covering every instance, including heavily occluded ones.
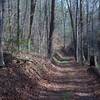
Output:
[57,53,67,59]
[97,64,100,68]
[95,64,100,73]
[63,92,71,100]
[54,52,73,61]
[54,53,68,61]
[52,56,69,65]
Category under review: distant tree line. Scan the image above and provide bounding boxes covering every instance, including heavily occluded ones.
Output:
[0,0,100,66]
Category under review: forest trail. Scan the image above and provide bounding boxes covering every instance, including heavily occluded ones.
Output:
[0,52,100,100]
[33,52,100,100]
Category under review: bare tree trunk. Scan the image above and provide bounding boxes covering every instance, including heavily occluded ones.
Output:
[45,0,51,57]
[61,0,66,49]
[0,0,5,66]
[8,0,12,39]
[21,0,28,50]
[86,0,89,62]
[7,0,13,51]
[79,0,84,64]
[17,0,20,51]
[66,0,76,59]
[89,3,96,66]
[48,0,55,58]
[27,0,37,51]
[75,0,79,62]
[44,0,49,57]
[99,0,100,21]
[38,0,42,54]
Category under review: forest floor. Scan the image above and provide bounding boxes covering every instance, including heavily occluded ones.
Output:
[0,51,100,100]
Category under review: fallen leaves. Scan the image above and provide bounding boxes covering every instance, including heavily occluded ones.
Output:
[0,52,100,100]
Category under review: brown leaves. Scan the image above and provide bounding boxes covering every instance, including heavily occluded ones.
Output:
[0,52,100,99]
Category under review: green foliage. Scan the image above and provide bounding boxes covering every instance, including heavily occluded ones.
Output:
[54,52,71,61]
[63,92,71,100]
[52,57,69,66]
[96,63,100,69]
[5,36,33,52]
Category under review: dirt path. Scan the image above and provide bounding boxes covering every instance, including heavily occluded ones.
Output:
[32,53,100,100]
[0,53,100,100]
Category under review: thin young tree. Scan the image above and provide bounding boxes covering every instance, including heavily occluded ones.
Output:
[44,0,51,57]
[79,0,84,64]
[75,0,79,62]
[99,0,100,22]
[48,0,55,58]
[8,0,12,40]
[0,0,5,66]
[66,0,77,59]
[27,0,37,51]
[86,0,89,61]
[61,0,66,49]
[44,0,49,56]
[17,0,20,51]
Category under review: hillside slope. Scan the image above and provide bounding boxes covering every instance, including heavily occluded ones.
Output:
[0,52,100,100]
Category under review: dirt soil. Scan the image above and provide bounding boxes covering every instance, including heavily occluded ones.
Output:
[0,52,100,100]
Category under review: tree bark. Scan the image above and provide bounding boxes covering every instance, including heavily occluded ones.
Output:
[48,0,55,58]
[75,0,79,62]
[27,0,37,51]
[86,0,89,61]
[79,0,84,64]
[61,0,66,49]
[0,0,5,66]
[66,0,77,59]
